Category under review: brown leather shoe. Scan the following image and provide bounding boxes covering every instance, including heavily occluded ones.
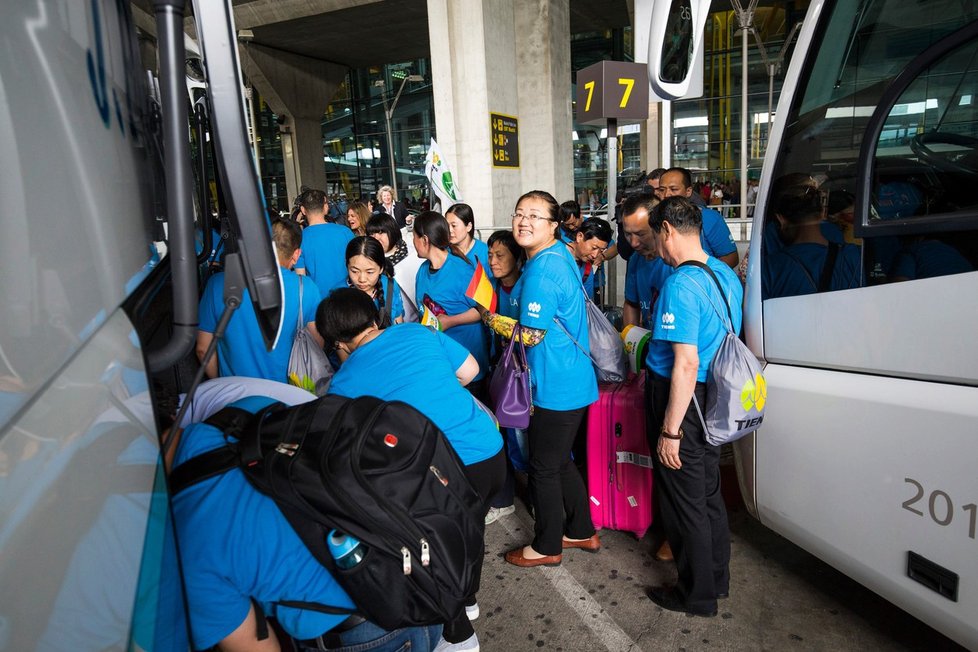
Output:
[562,533,601,553]
[655,540,674,562]
[504,547,562,567]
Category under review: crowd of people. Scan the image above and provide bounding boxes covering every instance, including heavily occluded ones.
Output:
[176,167,831,652]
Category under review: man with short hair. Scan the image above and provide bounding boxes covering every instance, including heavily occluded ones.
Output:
[558,200,584,243]
[566,217,612,301]
[294,189,355,297]
[620,196,672,331]
[197,219,322,381]
[646,168,666,200]
[659,167,739,269]
[643,196,742,618]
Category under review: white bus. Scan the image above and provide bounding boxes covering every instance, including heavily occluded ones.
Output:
[0,1,281,648]
[648,0,978,648]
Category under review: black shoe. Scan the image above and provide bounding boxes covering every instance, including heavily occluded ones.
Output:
[645,587,717,617]
[716,592,729,599]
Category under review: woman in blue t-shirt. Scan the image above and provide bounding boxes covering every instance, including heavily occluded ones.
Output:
[485,191,599,568]
[447,203,492,278]
[414,211,490,400]
[483,229,527,525]
[344,236,403,327]
[317,288,504,651]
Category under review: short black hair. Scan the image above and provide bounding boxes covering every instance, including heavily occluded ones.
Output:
[486,229,525,266]
[316,287,379,348]
[558,200,581,223]
[663,167,693,189]
[648,168,666,181]
[365,212,403,248]
[621,194,658,221]
[651,196,701,234]
[577,217,613,242]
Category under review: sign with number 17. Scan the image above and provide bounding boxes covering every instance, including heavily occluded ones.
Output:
[575,61,650,125]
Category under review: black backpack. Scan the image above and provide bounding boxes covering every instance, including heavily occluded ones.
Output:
[169,395,486,630]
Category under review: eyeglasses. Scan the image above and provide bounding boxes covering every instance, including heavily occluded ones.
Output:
[511,213,553,223]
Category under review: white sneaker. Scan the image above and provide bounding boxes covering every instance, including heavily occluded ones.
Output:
[484,505,516,525]
[433,633,480,652]
[465,601,480,620]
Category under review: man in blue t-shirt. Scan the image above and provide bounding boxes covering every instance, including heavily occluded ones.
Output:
[565,217,612,301]
[197,219,322,382]
[294,188,356,298]
[170,393,441,651]
[642,196,742,619]
[621,195,674,330]
[659,167,739,269]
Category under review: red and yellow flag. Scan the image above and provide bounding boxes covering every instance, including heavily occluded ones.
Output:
[465,260,497,312]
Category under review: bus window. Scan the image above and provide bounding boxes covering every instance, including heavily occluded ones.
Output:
[863,33,978,282]
[762,1,978,297]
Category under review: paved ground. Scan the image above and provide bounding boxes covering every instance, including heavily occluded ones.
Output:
[471,493,965,652]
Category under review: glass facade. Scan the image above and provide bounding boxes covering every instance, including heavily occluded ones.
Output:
[670,2,811,199]
[254,59,435,214]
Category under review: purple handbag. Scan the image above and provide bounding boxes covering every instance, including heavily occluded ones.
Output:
[489,324,533,429]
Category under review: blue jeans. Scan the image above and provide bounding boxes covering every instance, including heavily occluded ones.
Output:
[298,620,442,652]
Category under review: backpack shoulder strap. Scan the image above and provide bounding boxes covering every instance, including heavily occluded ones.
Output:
[168,405,264,495]
[678,260,734,330]
[818,243,841,292]
[169,446,237,495]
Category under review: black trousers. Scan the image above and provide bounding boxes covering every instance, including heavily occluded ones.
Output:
[442,448,506,643]
[527,405,595,556]
[647,374,730,613]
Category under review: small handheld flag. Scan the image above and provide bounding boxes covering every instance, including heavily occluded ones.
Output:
[421,305,442,331]
[465,261,498,312]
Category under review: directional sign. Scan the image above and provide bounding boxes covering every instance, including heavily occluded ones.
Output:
[575,61,650,125]
[490,112,519,168]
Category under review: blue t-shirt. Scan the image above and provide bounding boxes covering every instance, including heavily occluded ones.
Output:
[415,253,489,380]
[763,242,862,299]
[172,396,355,649]
[700,207,737,258]
[624,255,674,331]
[889,239,973,280]
[296,223,355,299]
[496,276,523,320]
[358,275,404,323]
[518,242,598,410]
[199,269,321,381]
[328,324,502,465]
[647,257,744,383]
[467,239,493,279]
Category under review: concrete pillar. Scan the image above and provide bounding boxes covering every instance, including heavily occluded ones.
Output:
[239,43,347,198]
[427,0,573,230]
[514,0,574,205]
[640,101,663,172]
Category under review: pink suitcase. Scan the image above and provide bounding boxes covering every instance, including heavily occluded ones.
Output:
[587,372,653,539]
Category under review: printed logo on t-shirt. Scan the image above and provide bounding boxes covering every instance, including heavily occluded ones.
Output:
[527,301,542,318]
[661,312,676,330]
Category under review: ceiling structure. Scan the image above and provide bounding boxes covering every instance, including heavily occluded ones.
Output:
[218,0,631,69]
